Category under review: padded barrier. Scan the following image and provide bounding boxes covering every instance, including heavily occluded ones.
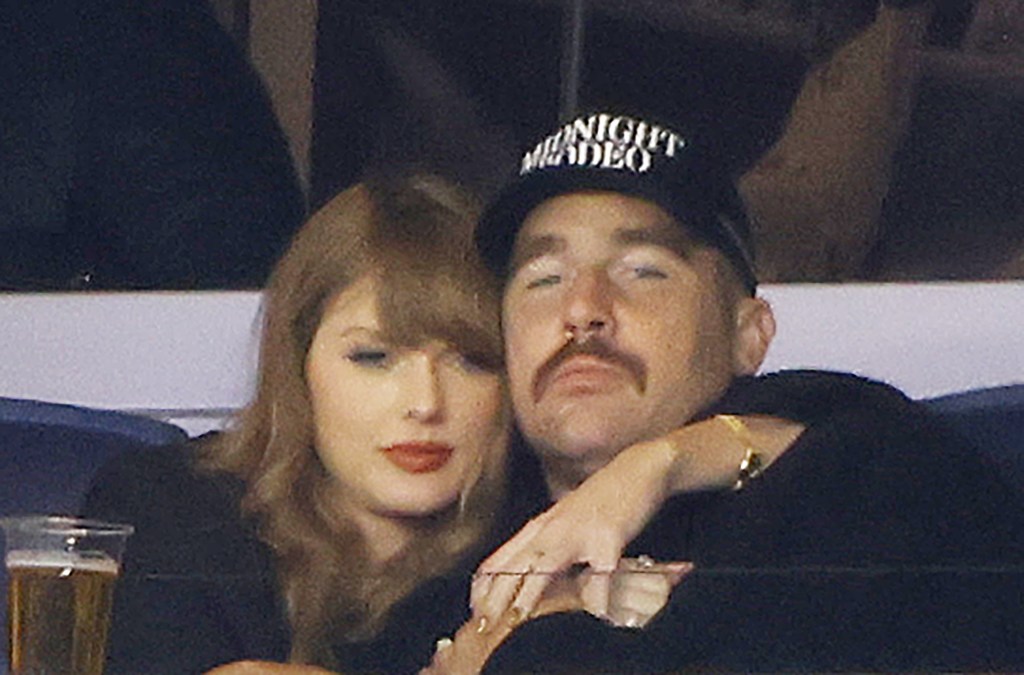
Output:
[924,384,1024,491]
[0,397,187,672]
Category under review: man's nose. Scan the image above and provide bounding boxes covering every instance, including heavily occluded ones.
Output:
[563,268,614,340]
[403,355,445,423]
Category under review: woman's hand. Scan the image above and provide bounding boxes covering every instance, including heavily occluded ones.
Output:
[470,441,671,627]
[471,415,803,626]
[425,558,690,675]
[205,662,335,675]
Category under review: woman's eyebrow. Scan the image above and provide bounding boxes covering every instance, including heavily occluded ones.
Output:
[327,325,380,341]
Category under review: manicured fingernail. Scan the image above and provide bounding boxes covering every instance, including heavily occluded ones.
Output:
[476,616,489,634]
[507,606,525,627]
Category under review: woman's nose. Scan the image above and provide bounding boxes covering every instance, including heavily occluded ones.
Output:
[403,355,445,423]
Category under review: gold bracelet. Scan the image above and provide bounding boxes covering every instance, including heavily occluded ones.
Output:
[714,414,765,491]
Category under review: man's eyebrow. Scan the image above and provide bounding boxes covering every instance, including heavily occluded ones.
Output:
[510,234,565,272]
[615,221,700,258]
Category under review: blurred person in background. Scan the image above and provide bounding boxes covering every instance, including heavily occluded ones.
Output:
[0,0,304,290]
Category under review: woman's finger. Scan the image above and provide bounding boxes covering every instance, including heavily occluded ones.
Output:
[474,570,527,629]
[477,545,566,626]
[507,567,556,622]
[473,514,551,579]
[477,513,551,573]
[471,519,548,613]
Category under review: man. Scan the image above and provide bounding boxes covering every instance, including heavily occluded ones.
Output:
[462,110,1024,672]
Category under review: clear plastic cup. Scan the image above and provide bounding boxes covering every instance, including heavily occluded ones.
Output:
[2,515,133,675]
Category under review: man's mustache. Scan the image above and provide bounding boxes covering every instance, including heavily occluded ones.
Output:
[532,335,647,402]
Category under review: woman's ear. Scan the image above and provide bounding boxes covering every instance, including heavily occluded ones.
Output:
[732,296,775,375]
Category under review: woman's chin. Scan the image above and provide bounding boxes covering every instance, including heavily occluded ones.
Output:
[374,483,462,519]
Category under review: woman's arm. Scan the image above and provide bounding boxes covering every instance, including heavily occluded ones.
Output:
[427,559,692,675]
[471,414,802,625]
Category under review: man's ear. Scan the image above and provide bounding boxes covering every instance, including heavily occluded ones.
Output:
[732,296,775,375]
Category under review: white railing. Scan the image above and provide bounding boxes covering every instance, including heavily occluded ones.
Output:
[2,282,1022,435]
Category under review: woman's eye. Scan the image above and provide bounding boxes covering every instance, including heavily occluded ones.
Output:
[347,348,391,368]
[437,348,494,375]
[525,274,562,289]
[455,352,497,374]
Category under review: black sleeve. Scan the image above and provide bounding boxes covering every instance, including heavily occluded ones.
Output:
[705,369,915,425]
[651,384,1024,672]
[82,443,288,674]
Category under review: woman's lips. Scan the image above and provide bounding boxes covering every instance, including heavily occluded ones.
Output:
[381,442,454,474]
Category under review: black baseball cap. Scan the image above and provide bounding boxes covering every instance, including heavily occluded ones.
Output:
[476,111,758,293]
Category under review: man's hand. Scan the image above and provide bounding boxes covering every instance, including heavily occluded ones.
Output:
[471,415,803,625]
[427,559,690,675]
[602,557,692,629]
[205,662,335,675]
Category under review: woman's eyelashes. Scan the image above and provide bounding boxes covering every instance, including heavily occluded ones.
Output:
[347,346,392,368]
[347,343,495,376]
[453,350,499,375]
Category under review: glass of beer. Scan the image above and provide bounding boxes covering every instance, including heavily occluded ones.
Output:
[1,515,133,675]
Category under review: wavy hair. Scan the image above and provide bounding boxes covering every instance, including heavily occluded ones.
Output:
[201,173,507,666]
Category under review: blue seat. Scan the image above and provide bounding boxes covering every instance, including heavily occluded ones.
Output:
[923,385,1024,491]
[0,397,187,517]
[0,397,187,671]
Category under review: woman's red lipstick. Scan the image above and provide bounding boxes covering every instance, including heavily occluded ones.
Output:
[382,442,454,474]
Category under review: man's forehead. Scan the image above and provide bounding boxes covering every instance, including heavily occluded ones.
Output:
[509,200,701,271]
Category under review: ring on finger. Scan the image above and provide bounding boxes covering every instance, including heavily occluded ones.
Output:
[511,566,530,597]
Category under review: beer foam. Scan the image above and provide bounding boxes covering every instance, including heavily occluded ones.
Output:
[6,550,119,575]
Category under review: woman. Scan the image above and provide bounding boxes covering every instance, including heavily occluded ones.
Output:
[85,173,512,673]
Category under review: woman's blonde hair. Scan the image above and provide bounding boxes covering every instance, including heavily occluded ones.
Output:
[201,173,507,666]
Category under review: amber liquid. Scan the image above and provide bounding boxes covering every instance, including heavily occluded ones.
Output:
[7,552,118,675]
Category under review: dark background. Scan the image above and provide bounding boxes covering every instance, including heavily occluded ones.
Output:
[2,0,1021,289]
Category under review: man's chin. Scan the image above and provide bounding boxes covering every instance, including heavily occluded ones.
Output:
[533,421,639,468]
